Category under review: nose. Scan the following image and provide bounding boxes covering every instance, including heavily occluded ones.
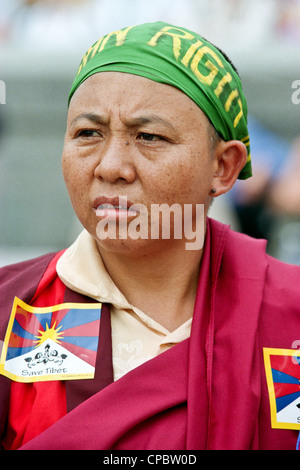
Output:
[94,138,136,184]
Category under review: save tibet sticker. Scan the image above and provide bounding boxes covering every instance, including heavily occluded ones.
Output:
[0,297,102,382]
[264,347,300,430]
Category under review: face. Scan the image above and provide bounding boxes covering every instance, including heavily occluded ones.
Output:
[62,72,218,255]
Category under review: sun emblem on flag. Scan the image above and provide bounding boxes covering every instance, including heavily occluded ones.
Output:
[33,322,64,348]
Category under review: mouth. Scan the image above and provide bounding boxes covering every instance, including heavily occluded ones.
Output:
[93,196,139,219]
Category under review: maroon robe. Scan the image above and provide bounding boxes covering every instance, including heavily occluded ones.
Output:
[0,218,300,450]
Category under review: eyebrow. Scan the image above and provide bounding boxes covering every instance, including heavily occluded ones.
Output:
[70,112,175,131]
[126,115,176,131]
[70,113,108,127]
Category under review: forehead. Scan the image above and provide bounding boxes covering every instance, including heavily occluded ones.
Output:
[68,71,209,128]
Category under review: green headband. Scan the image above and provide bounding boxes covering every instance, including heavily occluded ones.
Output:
[69,21,252,180]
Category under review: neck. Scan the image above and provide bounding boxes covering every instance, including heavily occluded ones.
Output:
[97,239,203,331]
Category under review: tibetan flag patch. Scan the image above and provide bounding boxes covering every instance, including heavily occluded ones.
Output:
[0,297,102,382]
[264,347,300,430]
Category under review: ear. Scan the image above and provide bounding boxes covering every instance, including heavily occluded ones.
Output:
[211,140,248,196]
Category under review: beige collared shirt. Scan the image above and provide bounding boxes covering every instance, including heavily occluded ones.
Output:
[56,230,192,380]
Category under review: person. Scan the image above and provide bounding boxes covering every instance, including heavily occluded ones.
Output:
[229,115,290,241]
[0,21,299,451]
[267,136,300,264]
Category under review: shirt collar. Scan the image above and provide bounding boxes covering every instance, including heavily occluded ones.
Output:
[57,230,132,310]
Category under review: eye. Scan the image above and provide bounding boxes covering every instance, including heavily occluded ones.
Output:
[137,133,164,142]
[76,129,101,138]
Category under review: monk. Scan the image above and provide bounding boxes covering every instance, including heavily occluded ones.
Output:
[0,22,300,450]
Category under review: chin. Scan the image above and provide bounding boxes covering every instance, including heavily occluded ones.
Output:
[94,236,172,258]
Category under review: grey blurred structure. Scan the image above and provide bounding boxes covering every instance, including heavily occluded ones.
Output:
[0,0,300,266]
[0,52,79,265]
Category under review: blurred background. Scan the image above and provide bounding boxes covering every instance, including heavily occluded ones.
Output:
[0,0,299,266]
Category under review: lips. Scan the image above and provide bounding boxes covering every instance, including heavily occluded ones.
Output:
[94,196,139,218]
